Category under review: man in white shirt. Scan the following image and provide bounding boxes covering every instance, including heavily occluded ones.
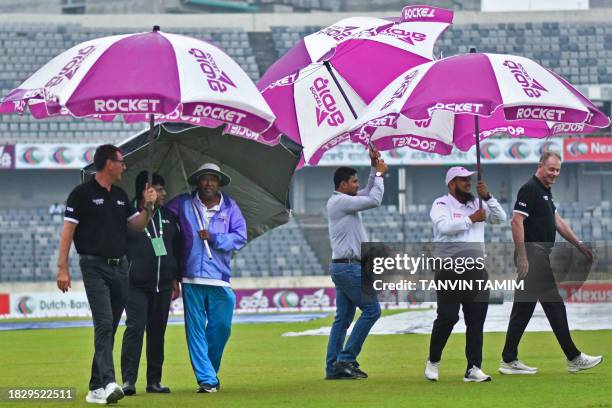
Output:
[425,167,506,383]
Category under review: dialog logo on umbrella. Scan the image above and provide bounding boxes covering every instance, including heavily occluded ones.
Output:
[318,25,360,42]
[377,28,427,46]
[46,45,97,88]
[189,48,236,93]
[311,77,344,127]
[503,60,548,98]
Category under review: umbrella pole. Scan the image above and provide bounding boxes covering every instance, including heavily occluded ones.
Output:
[474,114,483,209]
[323,60,358,120]
[469,47,483,209]
[147,113,155,211]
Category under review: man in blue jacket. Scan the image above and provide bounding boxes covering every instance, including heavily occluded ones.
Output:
[166,163,247,393]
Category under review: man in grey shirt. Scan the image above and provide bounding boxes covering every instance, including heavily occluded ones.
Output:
[325,147,388,380]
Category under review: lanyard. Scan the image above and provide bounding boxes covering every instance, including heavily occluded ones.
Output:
[135,199,164,239]
[145,210,163,239]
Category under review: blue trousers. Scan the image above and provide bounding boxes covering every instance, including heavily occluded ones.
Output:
[183,283,235,386]
[325,263,381,375]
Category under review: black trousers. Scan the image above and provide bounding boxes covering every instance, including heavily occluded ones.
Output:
[121,286,172,385]
[502,245,580,362]
[80,257,128,391]
[429,267,490,371]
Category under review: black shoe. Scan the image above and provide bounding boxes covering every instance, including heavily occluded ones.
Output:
[146,382,171,393]
[122,382,136,396]
[197,383,219,393]
[331,361,360,379]
[350,361,368,379]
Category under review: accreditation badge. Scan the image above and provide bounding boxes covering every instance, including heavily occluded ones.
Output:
[151,237,168,256]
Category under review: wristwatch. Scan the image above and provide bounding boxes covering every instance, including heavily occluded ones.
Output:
[375,171,383,177]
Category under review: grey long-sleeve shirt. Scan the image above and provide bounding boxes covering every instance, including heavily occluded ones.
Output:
[326,168,384,260]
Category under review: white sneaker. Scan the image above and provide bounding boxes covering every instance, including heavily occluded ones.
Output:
[567,353,603,373]
[464,366,492,382]
[424,359,439,381]
[104,382,124,404]
[85,388,106,404]
[499,360,538,375]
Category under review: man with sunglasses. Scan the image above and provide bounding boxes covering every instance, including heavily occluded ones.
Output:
[57,144,157,405]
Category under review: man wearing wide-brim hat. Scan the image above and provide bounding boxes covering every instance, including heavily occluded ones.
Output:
[166,162,247,393]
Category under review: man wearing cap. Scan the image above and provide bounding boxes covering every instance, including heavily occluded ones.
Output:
[121,171,182,396]
[425,167,506,383]
[165,163,247,393]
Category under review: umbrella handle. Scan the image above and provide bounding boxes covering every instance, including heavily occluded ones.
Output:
[474,114,483,209]
[323,60,358,120]
[204,240,213,260]
[470,47,483,209]
[147,113,155,212]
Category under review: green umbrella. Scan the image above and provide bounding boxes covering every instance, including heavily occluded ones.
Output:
[82,123,302,241]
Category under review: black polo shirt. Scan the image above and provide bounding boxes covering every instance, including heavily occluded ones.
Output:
[64,178,139,258]
[513,175,557,243]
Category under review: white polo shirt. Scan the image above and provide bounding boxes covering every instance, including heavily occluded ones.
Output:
[430,193,507,250]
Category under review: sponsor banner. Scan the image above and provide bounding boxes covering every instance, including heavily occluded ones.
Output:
[6,288,336,318]
[0,144,15,170]
[315,137,564,166]
[559,283,612,303]
[563,137,612,162]
[170,287,338,314]
[0,293,9,315]
[10,292,90,317]
[234,288,336,311]
[15,144,96,169]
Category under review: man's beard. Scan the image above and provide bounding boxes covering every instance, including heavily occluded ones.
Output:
[455,189,475,204]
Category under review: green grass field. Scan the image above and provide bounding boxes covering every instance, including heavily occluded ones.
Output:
[1,311,610,408]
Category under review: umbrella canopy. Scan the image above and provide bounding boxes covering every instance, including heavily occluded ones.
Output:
[256,5,453,165]
[349,52,611,154]
[1,26,276,140]
[82,123,302,241]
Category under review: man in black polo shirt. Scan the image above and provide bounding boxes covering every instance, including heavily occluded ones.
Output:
[56,144,157,405]
[500,151,602,376]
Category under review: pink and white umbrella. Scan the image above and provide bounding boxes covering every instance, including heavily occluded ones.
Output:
[257,5,453,165]
[349,52,610,156]
[0,26,276,141]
